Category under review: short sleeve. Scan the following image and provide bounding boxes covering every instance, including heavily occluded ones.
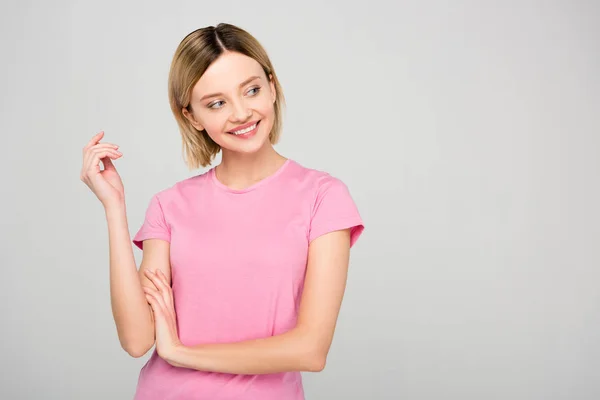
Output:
[309,176,365,247]
[132,194,171,250]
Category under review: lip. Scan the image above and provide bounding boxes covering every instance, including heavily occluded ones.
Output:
[227,120,260,134]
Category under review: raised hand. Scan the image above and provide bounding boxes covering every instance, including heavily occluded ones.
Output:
[80,131,124,208]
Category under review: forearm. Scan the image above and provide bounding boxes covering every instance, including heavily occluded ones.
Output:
[169,327,324,374]
[105,202,154,357]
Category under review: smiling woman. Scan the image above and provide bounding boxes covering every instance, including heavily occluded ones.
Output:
[80,22,364,400]
[178,50,280,159]
[169,26,286,169]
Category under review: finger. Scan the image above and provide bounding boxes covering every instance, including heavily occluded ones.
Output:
[157,270,170,287]
[144,270,161,288]
[83,131,104,153]
[84,149,122,175]
[145,292,154,306]
[83,149,118,180]
[84,151,121,178]
[157,270,176,310]
[101,156,116,171]
[145,293,163,317]
[144,287,162,308]
[155,269,174,308]
[83,143,120,166]
[92,142,119,149]
[90,143,119,151]
[144,287,167,313]
[144,270,169,292]
[83,144,120,169]
[144,270,173,309]
[86,131,104,147]
[144,290,160,320]
[143,284,165,306]
[83,144,123,171]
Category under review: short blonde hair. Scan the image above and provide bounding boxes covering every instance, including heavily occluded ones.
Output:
[168,23,286,169]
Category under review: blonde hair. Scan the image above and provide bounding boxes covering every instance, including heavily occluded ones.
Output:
[168,23,286,169]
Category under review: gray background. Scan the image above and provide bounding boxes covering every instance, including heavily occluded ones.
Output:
[1,0,598,399]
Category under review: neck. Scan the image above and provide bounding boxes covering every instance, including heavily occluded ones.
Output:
[216,144,288,190]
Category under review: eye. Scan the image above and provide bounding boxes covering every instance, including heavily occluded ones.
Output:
[207,86,261,110]
[247,86,261,96]
[208,100,225,110]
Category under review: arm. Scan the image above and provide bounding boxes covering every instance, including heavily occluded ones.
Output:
[166,228,352,374]
[106,203,171,357]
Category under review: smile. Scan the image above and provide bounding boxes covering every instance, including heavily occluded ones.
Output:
[227,120,260,137]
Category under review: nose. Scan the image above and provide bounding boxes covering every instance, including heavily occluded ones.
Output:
[230,98,252,122]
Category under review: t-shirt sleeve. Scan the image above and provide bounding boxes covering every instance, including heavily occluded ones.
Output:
[309,176,365,248]
[132,194,171,250]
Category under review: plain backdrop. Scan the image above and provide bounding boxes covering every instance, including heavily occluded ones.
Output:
[1,0,599,399]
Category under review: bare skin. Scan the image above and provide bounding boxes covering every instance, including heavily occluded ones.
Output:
[80,131,169,357]
[81,51,354,371]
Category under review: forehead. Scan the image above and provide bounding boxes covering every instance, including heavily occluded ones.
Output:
[193,52,265,95]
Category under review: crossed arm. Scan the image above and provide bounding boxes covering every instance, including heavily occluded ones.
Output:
[143,228,352,375]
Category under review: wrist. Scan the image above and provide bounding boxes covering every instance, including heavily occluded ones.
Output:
[164,344,187,368]
[104,200,126,216]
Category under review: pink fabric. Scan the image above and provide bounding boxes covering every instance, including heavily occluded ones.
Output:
[131,159,364,399]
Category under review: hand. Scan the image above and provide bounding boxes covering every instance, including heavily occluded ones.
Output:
[143,269,183,366]
[80,131,124,208]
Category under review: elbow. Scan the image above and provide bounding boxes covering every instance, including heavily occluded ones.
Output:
[121,336,154,358]
[300,345,328,372]
[294,327,329,372]
[125,345,150,358]
[307,357,326,372]
[306,354,327,372]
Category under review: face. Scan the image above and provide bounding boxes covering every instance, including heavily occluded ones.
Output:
[182,51,277,155]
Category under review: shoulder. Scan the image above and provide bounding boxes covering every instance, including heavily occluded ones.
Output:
[287,159,351,194]
[148,169,212,207]
[289,161,364,246]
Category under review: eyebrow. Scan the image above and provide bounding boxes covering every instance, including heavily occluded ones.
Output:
[199,75,262,101]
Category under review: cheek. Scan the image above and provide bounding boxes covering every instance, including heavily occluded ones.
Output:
[256,98,276,119]
[201,113,228,136]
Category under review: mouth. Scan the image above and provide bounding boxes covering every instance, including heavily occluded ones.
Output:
[227,120,260,137]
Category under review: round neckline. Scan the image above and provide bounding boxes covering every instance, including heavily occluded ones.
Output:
[209,159,292,194]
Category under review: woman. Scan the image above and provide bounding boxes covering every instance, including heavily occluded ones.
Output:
[80,23,364,400]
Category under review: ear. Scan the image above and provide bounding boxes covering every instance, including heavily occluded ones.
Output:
[182,107,204,131]
[269,74,276,104]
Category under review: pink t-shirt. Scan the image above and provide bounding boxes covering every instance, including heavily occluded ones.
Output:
[131,159,364,400]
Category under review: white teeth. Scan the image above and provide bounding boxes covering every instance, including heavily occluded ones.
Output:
[231,123,257,135]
